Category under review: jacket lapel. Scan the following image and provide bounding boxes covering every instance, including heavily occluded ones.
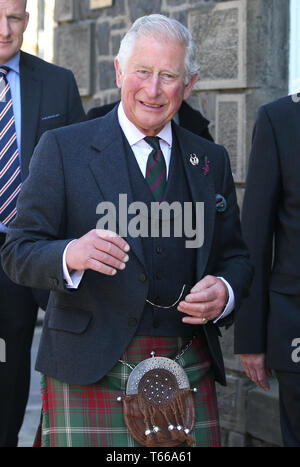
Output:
[19,52,41,179]
[87,108,146,267]
[173,123,216,280]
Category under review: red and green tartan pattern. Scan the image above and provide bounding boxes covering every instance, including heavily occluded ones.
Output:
[35,335,221,447]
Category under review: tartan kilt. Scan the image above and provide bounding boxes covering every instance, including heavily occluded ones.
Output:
[34,335,221,447]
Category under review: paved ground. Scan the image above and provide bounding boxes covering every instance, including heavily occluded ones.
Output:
[18,325,42,447]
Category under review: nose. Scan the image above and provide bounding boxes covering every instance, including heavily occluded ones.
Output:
[146,73,161,98]
[0,16,10,38]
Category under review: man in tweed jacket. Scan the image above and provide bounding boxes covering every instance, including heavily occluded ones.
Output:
[2,14,252,447]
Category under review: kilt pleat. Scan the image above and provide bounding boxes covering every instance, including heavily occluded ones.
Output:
[34,335,221,447]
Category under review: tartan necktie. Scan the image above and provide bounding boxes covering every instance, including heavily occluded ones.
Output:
[144,136,167,203]
[0,66,22,225]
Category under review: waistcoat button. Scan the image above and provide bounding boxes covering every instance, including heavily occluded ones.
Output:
[139,273,147,283]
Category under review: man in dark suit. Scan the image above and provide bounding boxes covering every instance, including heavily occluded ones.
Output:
[2,14,251,447]
[234,95,300,446]
[0,0,85,446]
[87,100,214,142]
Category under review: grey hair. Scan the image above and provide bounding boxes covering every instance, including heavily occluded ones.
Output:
[116,14,199,84]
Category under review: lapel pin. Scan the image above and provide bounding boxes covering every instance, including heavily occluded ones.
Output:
[189,154,199,166]
[216,194,227,212]
[202,156,210,176]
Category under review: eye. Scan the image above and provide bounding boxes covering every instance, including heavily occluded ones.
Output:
[8,16,23,23]
[137,69,150,78]
[160,73,177,82]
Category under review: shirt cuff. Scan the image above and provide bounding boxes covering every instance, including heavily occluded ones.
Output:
[213,277,235,323]
[62,240,84,289]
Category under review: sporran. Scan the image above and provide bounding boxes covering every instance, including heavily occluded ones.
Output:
[118,341,197,447]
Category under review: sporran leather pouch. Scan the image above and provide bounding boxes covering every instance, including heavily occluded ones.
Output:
[121,355,196,447]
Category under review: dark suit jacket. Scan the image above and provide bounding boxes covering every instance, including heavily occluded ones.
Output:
[19,51,86,180]
[2,107,252,385]
[234,95,300,372]
[87,100,214,141]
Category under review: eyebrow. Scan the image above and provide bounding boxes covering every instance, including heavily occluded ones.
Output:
[134,63,181,75]
[6,12,27,18]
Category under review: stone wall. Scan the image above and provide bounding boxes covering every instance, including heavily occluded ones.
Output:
[53,0,290,447]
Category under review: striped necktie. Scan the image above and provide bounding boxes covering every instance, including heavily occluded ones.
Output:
[0,66,22,225]
[144,136,166,203]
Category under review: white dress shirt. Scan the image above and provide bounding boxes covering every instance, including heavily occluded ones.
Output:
[63,102,235,322]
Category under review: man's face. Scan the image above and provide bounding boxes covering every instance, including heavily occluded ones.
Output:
[0,0,29,64]
[115,34,198,136]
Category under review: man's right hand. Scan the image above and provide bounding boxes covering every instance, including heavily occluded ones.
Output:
[66,229,130,276]
[239,353,272,390]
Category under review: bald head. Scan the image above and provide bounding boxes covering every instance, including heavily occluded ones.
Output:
[0,0,29,64]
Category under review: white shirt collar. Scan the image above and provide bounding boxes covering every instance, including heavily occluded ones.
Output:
[117,101,172,148]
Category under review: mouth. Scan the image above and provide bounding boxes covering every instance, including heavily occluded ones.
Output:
[140,101,165,109]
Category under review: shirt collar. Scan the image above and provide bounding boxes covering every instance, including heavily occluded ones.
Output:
[117,101,172,148]
[3,52,20,74]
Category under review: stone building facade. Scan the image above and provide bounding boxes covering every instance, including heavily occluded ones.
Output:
[53,0,290,447]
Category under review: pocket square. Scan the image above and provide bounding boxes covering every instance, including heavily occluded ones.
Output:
[216,194,227,212]
[41,113,61,121]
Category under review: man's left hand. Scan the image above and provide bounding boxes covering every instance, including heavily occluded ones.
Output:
[177,275,228,324]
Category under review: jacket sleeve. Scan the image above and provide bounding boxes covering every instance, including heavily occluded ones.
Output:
[1,131,71,292]
[234,105,281,354]
[209,146,253,329]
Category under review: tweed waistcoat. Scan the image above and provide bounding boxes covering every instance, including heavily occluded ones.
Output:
[122,132,198,337]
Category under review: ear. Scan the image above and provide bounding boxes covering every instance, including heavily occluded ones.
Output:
[23,12,30,32]
[183,73,198,100]
[114,58,123,89]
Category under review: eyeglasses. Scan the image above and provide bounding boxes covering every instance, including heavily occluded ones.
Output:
[145,284,187,310]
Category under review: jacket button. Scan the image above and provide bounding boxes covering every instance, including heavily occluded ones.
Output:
[128,318,137,327]
[51,278,59,287]
[139,273,147,283]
